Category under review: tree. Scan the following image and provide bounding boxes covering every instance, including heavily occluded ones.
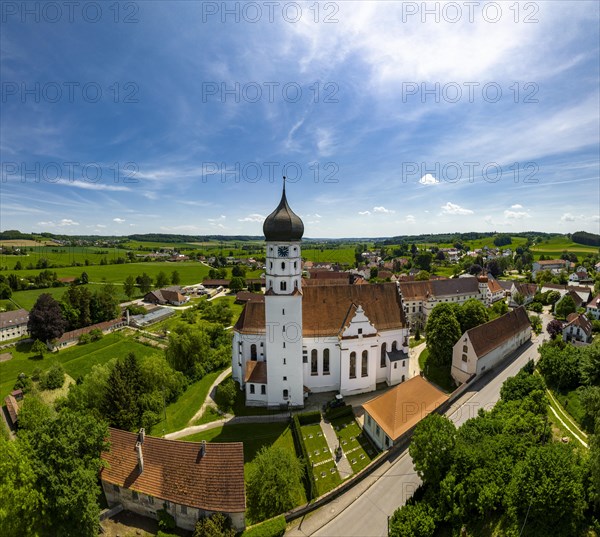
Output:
[425,304,462,366]
[389,503,436,537]
[166,323,212,377]
[28,293,67,343]
[215,378,237,412]
[486,258,502,278]
[123,275,136,299]
[231,265,246,278]
[136,273,153,295]
[538,342,581,390]
[505,443,586,536]
[62,285,92,328]
[555,295,576,319]
[415,270,430,281]
[171,270,181,285]
[229,276,245,293]
[246,445,304,520]
[457,299,489,333]
[103,353,143,430]
[156,271,169,288]
[512,291,525,306]
[40,363,65,390]
[90,283,120,323]
[30,339,47,359]
[193,513,235,537]
[409,414,456,486]
[500,368,545,403]
[0,283,12,299]
[414,252,433,271]
[80,271,89,284]
[528,314,542,334]
[579,341,600,386]
[546,319,563,340]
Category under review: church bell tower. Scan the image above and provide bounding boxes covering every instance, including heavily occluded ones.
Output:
[262,180,304,407]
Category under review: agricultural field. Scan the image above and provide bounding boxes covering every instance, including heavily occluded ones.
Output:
[302,247,356,265]
[0,245,132,268]
[0,331,160,400]
[437,236,529,251]
[530,236,599,258]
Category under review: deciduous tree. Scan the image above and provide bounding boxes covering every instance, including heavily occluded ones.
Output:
[28,293,68,343]
[425,304,462,366]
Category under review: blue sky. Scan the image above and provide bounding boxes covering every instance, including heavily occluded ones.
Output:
[1,0,599,238]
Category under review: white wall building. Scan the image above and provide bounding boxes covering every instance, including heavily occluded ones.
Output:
[451,307,532,385]
[0,308,29,342]
[232,185,411,407]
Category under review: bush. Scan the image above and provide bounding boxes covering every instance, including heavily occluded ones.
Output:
[324,404,353,421]
[242,516,286,537]
[529,301,543,313]
[39,363,65,390]
[89,328,103,341]
[127,304,147,315]
[157,508,176,531]
[215,377,237,412]
[297,410,321,425]
[78,333,91,345]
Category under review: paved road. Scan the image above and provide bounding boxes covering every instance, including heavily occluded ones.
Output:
[295,319,551,537]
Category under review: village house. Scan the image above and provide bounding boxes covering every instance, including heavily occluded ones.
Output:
[567,285,593,305]
[509,282,538,307]
[568,270,593,285]
[540,283,569,298]
[562,313,593,344]
[451,307,532,385]
[144,288,189,306]
[532,259,571,277]
[48,318,126,351]
[362,376,448,450]
[586,294,600,320]
[101,428,246,532]
[0,308,29,342]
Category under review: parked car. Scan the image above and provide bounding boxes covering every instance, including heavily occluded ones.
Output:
[323,394,345,411]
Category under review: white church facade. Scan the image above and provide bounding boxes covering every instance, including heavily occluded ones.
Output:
[231,185,411,408]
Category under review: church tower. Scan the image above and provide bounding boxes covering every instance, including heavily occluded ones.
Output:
[262,180,304,407]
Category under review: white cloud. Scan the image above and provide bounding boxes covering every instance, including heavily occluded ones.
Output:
[238,214,265,222]
[504,208,530,219]
[405,215,416,224]
[560,213,576,222]
[441,202,474,215]
[96,224,107,228]
[358,210,371,216]
[113,218,126,224]
[208,215,226,222]
[511,204,524,209]
[316,128,335,156]
[419,174,438,185]
[373,206,395,214]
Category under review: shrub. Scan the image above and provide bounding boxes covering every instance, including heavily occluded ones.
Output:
[39,363,65,390]
[297,410,321,425]
[89,328,103,341]
[215,377,237,412]
[324,404,353,421]
[242,515,287,537]
[529,301,543,313]
[78,333,91,345]
[157,508,176,531]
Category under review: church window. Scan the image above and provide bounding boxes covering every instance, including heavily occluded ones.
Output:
[462,353,468,362]
[283,389,289,398]
[375,424,380,435]
[281,262,286,270]
[349,352,356,379]
[270,262,273,269]
[280,281,287,291]
[462,345,468,353]
[361,350,368,377]
[283,342,286,348]
[303,348,308,363]
[249,384,255,394]
[358,328,363,335]
[294,280,298,288]
[323,349,330,375]
[282,308,285,315]
[380,342,387,368]
[392,341,398,351]
[282,325,286,333]
[283,358,286,365]
[402,375,405,382]
[366,414,371,426]
[294,261,297,269]
[283,376,287,381]
[394,363,397,369]
[250,344,257,361]
[261,385,266,394]
[311,349,318,375]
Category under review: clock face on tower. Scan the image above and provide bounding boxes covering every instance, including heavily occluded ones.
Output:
[277,246,289,257]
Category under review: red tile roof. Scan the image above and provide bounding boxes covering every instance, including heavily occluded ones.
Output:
[245,361,267,384]
[465,307,531,358]
[4,394,19,425]
[101,428,245,513]
[565,313,592,335]
[362,376,448,441]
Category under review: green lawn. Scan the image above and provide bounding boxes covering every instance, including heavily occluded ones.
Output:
[0,332,159,399]
[302,247,356,265]
[302,423,334,464]
[418,348,455,393]
[331,416,377,474]
[150,369,225,435]
[313,459,342,496]
[551,388,586,430]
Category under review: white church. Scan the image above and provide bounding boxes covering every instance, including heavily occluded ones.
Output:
[231,184,412,408]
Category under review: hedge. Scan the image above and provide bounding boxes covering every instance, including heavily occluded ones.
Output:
[241,515,286,537]
[324,404,354,421]
[297,410,321,425]
[290,415,317,500]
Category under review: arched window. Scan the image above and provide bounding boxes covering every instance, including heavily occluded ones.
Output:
[380,342,387,368]
[280,281,287,291]
[401,375,405,382]
[281,262,285,270]
[392,341,398,351]
[323,349,330,375]
[349,352,356,379]
[311,349,318,376]
[250,344,257,361]
[249,384,255,394]
[283,389,289,399]
[361,350,368,377]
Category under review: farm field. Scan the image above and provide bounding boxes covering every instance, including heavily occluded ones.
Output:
[531,236,598,258]
[301,247,356,265]
[0,245,132,268]
[0,331,159,400]
[437,236,529,250]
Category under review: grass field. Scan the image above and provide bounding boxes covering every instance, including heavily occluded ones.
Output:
[0,331,160,400]
[531,236,598,258]
[150,368,225,435]
[0,245,132,268]
[302,248,356,265]
[331,416,377,475]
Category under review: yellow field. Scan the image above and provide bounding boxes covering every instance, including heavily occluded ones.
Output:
[0,239,59,247]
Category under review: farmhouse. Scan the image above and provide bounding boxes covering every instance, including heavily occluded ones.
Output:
[586,294,600,320]
[0,308,29,342]
[49,318,126,350]
[508,282,538,307]
[101,428,245,532]
[532,259,571,277]
[144,288,189,306]
[362,376,448,450]
[563,313,593,344]
[451,307,531,385]
[232,185,411,408]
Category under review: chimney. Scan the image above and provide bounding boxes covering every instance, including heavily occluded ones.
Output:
[200,440,206,457]
[138,428,145,444]
[136,441,144,473]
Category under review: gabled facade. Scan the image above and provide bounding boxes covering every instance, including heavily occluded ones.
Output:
[563,313,593,344]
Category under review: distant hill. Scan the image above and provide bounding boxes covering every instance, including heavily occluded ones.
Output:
[571,231,600,247]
